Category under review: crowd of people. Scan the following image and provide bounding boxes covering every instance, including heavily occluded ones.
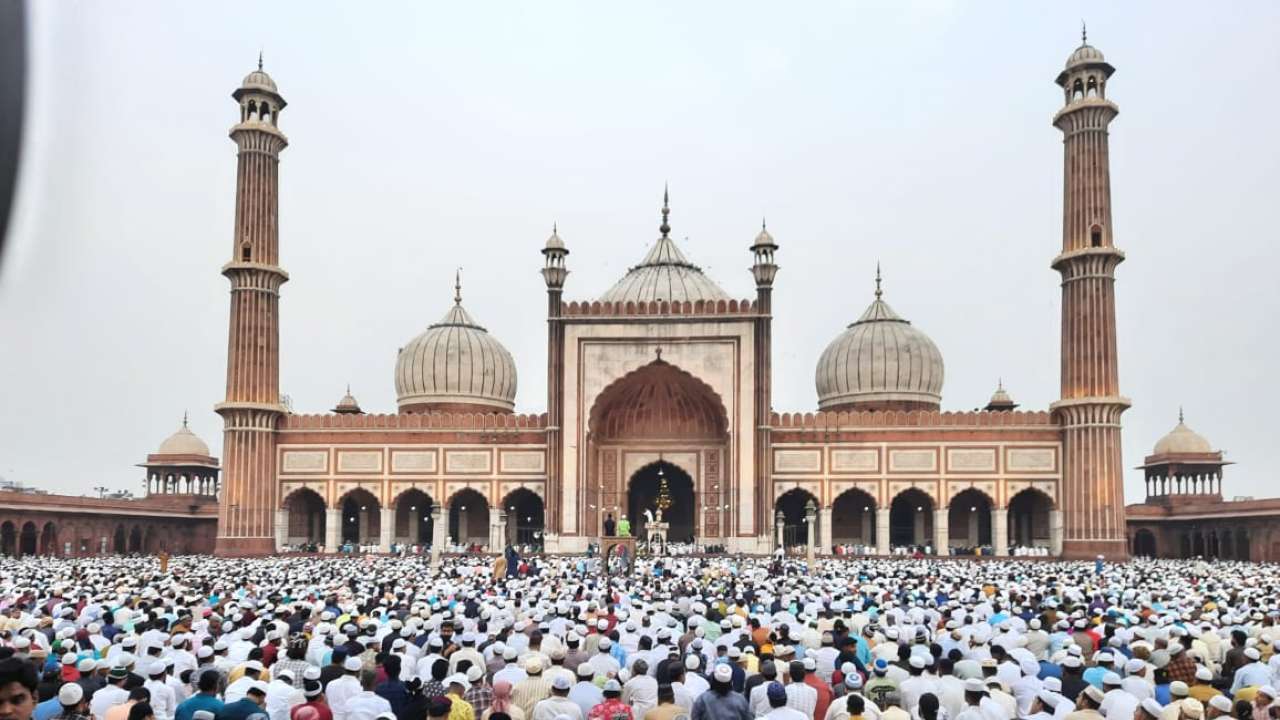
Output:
[0,554,1276,720]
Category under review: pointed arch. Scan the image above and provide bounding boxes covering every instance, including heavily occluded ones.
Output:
[589,359,728,441]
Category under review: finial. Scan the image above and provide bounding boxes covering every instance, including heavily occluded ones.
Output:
[454,268,462,305]
[762,217,767,231]
[655,347,663,361]
[874,262,883,299]
[998,378,1004,391]
[659,184,671,237]
[1179,406,1184,424]
[258,50,263,71]
[552,221,558,235]
[1081,20,1087,45]
[182,410,188,428]
[346,383,352,396]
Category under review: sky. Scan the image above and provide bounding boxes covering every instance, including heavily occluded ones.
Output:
[1,2,1277,502]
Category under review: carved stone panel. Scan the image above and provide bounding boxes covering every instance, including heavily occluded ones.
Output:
[889,449,938,473]
[282,450,327,473]
[337,450,382,474]
[1006,448,1057,473]
[774,449,822,473]
[445,450,492,474]
[946,448,997,473]
[391,450,437,474]
[830,449,879,474]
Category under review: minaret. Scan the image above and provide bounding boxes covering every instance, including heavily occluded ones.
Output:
[750,220,777,548]
[1050,29,1130,559]
[214,57,289,555]
[541,223,568,544]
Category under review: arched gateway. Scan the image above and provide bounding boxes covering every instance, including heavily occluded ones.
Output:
[586,358,729,548]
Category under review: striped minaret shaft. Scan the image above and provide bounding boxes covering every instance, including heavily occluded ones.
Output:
[214,63,289,555]
[1050,37,1130,559]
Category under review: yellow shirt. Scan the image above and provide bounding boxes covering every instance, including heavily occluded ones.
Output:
[448,692,476,720]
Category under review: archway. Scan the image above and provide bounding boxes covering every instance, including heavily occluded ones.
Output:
[448,488,489,548]
[128,525,142,553]
[284,488,327,548]
[1179,533,1191,559]
[1192,533,1205,557]
[39,523,57,556]
[1132,528,1157,557]
[775,488,818,551]
[1007,488,1053,549]
[1236,529,1249,561]
[18,522,36,556]
[143,526,158,553]
[629,462,695,544]
[831,489,876,547]
[947,488,993,553]
[113,525,126,554]
[393,488,434,546]
[0,522,15,556]
[503,488,545,547]
[1219,530,1233,560]
[588,358,729,545]
[339,488,380,547]
[889,488,934,550]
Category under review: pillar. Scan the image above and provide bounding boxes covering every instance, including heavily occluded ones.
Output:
[774,510,784,551]
[804,501,817,565]
[407,507,419,544]
[876,507,890,555]
[430,504,445,566]
[378,507,392,553]
[933,509,948,556]
[324,509,339,553]
[913,508,925,546]
[358,509,370,545]
[273,510,287,551]
[818,507,832,555]
[992,507,1008,557]
[1049,510,1064,556]
[490,507,505,551]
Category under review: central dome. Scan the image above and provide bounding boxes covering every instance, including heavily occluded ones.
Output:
[815,272,944,412]
[599,191,730,304]
[395,277,517,414]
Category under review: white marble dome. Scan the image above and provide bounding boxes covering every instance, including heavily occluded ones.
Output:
[395,291,517,413]
[1153,414,1213,455]
[815,280,944,411]
[599,192,730,304]
[157,420,211,456]
[1065,43,1106,69]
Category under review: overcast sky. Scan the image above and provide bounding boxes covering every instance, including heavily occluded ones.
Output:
[1,2,1277,502]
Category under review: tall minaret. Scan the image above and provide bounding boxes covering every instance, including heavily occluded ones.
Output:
[750,221,777,549]
[541,224,568,545]
[214,57,289,555]
[1050,30,1130,559]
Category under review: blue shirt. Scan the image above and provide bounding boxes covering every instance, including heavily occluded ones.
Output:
[177,694,226,720]
[216,698,265,720]
[34,697,61,720]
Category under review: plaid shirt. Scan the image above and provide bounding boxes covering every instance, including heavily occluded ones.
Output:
[465,683,494,717]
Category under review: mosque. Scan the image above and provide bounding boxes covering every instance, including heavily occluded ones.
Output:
[6,34,1272,561]
[202,36,1134,560]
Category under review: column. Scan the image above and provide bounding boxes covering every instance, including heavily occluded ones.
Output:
[804,502,817,565]
[408,507,419,545]
[992,507,1008,556]
[933,509,948,556]
[774,510,784,551]
[968,510,980,546]
[876,507,890,555]
[489,507,504,551]
[913,509,925,546]
[1049,510,1064,556]
[818,507,833,555]
[378,507,393,553]
[430,504,446,566]
[274,510,287,551]
[324,509,340,553]
[358,508,370,546]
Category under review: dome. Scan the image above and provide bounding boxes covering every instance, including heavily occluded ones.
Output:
[1065,43,1106,69]
[395,278,517,413]
[598,191,731,304]
[333,386,363,414]
[986,381,1017,411]
[815,272,944,412]
[240,69,278,94]
[1153,412,1213,455]
[157,417,211,457]
[543,224,567,254]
